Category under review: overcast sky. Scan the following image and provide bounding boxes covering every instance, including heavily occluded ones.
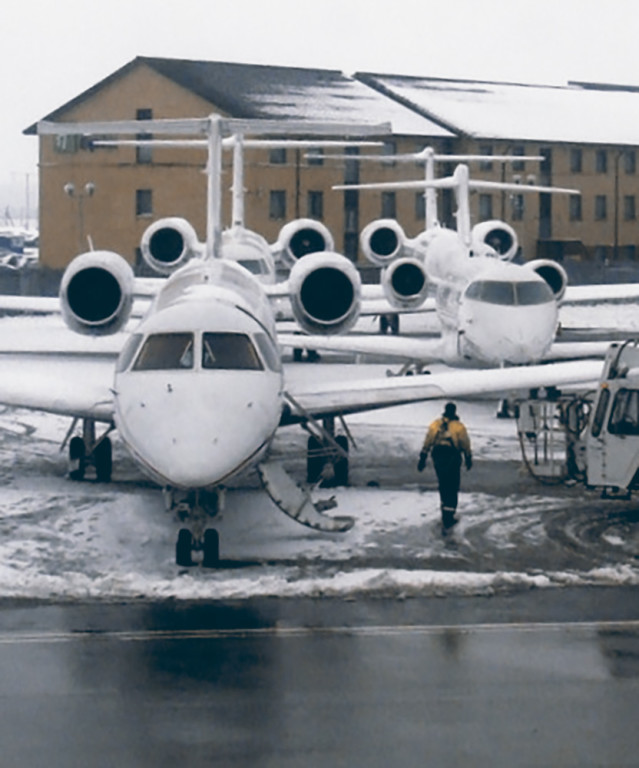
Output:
[3,0,638,218]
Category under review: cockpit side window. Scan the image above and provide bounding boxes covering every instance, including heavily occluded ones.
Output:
[254,332,282,372]
[116,333,144,373]
[608,388,639,435]
[133,333,194,371]
[516,281,554,305]
[202,332,264,370]
[465,280,515,305]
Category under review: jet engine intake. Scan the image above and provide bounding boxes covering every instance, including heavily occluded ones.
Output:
[140,217,201,275]
[60,250,134,335]
[288,252,361,335]
[471,220,519,261]
[526,258,568,301]
[360,219,408,266]
[273,219,335,268]
[382,257,429,309]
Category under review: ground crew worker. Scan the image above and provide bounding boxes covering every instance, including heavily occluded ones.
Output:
[417,401,472,529]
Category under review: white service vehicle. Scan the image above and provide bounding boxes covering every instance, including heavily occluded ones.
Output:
[516,339,639,496]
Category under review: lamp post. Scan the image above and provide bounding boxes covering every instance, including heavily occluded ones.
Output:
[64,181,95,252]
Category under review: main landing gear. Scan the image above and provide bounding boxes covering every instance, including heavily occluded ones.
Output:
[66,418,114,483]
[165,488,223,568]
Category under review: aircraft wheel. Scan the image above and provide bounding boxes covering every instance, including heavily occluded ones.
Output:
[176,528,194,567]
[94,438,112,483]
[293,348,303,362]
[202,529,220,568]
[379,315,389,334]
[334,435,349,487]
[307,435,324,483]
[69,436,86,481]
[390,314,400,335]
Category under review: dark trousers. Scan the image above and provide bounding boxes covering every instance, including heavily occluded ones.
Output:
[432,445,462,514]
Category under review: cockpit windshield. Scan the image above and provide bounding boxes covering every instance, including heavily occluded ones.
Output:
[202,333,263,370]
[465,279,553,306]
[133,333,194,371]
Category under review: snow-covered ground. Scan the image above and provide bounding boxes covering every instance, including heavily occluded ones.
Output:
[0,308,638,602]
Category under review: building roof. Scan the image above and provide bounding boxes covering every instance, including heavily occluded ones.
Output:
[356,73,639,146]
[25,56,453,139]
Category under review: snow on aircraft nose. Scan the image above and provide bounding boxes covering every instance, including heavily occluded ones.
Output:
[114,370,282,488]
[461,297,558,365]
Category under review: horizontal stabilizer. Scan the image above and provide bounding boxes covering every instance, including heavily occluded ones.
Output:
[257,461,354,533]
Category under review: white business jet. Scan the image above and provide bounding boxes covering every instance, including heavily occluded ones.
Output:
[279,159,617,370]
[0,116,604,567]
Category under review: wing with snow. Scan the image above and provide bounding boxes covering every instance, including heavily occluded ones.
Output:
[0,352,115,421]
[281,359,603,423]
[279,331,446,364]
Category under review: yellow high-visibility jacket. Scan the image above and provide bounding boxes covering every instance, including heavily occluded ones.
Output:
[422,417,472,459]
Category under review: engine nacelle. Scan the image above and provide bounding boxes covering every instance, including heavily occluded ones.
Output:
[471,220,519,261]
[382,257,429,309]
[288,252,361,335]
[273,219,335,268]
[526,258,568,301]
[360,219,408,267]
[60,250,134,336]
[140,217,202,275]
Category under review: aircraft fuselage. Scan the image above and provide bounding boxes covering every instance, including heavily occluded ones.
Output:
[113,259,283,489]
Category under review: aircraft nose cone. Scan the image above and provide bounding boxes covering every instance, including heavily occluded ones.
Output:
[115,372,281,488]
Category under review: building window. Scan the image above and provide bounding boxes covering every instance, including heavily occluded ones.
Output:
[381,191,396,218]
[570,148,583,173]
[511,193,525,221]
[624,195,636,221]
[479,193,493,220]
[569,195,582,221]
[624,150,636,174]
[269,148,286,164]
[136,189,153,217]
[382,140,396,166]
[136,108,153,165]
[54,134,82,154]
[307,190,323,220]
[595,195,607,220]
[512,145,525,172]
[307,148,324,166]
[344,146,360,184]
[415,192,426,222]
[479,144,493,171]
[596,150,608,174]
[269,190,286,219]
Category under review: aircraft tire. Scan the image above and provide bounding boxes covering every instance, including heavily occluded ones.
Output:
[334,435,349,487]
[176,528,194,567]
[307,435,324,483]
[69,436,86,481]
[202,529,220,568]
[94,438,113,483]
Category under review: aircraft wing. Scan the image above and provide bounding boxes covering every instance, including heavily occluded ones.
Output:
[282,359,603,423]
[0,352,115,421]
[562,284,639,304]
[279,331,445,363]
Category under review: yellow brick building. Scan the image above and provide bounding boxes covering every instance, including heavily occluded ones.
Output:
[25,58,639,283]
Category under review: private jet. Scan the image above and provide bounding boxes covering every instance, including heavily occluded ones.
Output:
[0,116,604,566]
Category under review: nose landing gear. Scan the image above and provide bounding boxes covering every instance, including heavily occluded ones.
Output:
[165,488,223,568]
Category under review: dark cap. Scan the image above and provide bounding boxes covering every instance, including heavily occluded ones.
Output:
[443,402,457,418]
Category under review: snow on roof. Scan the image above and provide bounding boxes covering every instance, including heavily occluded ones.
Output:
[357,74,639,146]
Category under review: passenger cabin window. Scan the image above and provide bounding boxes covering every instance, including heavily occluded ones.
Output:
[202,333,263,370]
[608,388,639,435]
[133,333,194,371]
